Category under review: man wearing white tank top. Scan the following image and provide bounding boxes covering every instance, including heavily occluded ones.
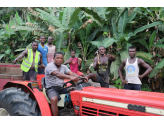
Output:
[118,46,152,90]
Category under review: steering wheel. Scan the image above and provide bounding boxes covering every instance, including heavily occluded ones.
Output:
[63,78,88,91]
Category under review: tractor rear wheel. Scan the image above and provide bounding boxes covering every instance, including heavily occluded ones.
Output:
[0,87,41,116]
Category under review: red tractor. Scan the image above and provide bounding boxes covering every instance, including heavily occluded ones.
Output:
[1,73,164,116]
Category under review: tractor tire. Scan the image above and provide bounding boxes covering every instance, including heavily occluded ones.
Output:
[0,87,41,116]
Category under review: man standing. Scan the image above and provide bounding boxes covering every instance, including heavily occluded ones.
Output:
[12,41,45,81]
[37,36,48,74]
[64,50,83,76]
[46,36,56,63]
[118,46,152,90]
[45,52,88,116]
[87,46,116,88]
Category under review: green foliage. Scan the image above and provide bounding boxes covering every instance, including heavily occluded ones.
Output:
[111,78,123,89]
[141,84,151,91]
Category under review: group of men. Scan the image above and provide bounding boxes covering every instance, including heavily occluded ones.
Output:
[12,36,153,116]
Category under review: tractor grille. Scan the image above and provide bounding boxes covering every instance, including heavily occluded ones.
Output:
[81,106,127,116]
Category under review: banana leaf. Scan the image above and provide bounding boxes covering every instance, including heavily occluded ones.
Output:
[149,31,156,49]
[15,11,23,25]
[122,43,132,51]
[87,29,99,41]
[118,8,128,37]
[120,51,129,61]
[136,51,152,59]
[153,44,164,49]
[94,7,107,21]
[110,55,121,79]
[55,33,63,52]
[84,7,104,25]
[91,38,117,49]
[0,54,5,60]
[62,7,75,27]
[150,7,161,11]
[127,12,137,23]
[137,56,154,65]
[133,21,163,35]
[149,58,164,78]
[36,8,64,28]
[68,8,81,28]
[111,17,119,40]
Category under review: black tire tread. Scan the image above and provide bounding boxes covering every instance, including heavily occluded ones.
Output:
[0,87,41,116]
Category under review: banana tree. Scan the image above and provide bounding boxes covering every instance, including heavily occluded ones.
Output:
[90,7,163,80]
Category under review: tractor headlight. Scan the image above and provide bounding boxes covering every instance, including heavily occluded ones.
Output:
[74,105,79,111]
[27,82,39,90]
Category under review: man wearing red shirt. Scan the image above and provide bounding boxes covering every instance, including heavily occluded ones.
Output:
[64,50,83,76]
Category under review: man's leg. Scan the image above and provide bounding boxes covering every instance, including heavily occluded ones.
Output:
[87,73,97,82]
[23,71,30,81]
[87,73,109,88]
[51,96,59,116]
[132,84,141,91]
[29,70,38,81]
[46,88,60,116]
[124,83,133,90]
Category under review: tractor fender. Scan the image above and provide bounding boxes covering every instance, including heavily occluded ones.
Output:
[3,81,52,116]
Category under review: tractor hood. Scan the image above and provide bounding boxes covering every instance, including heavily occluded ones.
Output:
[71,86,164,116]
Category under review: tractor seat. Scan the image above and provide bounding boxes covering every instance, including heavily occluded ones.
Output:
[41,77,51,104]
[41,77,66,107]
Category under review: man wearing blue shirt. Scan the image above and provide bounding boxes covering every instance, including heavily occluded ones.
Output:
[37,36,48,74]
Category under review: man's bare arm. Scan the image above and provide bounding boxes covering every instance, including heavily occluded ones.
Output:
[118,59,127,85]
[138,59,152,79]
[40,54,45,68]
[12,50,28,64]
[94,57,99,71]
[64,59,71,65]
[51,70,79,82]
[105,54,116,62]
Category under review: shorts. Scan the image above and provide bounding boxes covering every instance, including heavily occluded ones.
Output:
[23,70,37,81]
[124,83,141,91]
[96,74,109,88]
[46,86,68,101]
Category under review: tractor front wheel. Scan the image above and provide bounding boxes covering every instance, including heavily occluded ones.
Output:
[0,87,41,116]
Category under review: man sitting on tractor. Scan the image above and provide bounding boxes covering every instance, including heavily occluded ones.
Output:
[64,50,84,76]
[45,52,88,116]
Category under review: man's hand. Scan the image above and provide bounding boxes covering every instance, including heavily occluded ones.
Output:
[67,59,72,64]
[12,59,17,64]
[83,76,88,82]
[96,59,101,65]
[41,63,46,68]
[38,65,41,69]
[70,76,79,82]
[105,54,112,58]
[139,75,143,80]
[105,54,116,62]
[121,79,128,85]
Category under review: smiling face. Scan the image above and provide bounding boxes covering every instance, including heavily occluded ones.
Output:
[54,54,63,66]
[128,48,136,58]
[40,36,46,44]
[98,46,106,55]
